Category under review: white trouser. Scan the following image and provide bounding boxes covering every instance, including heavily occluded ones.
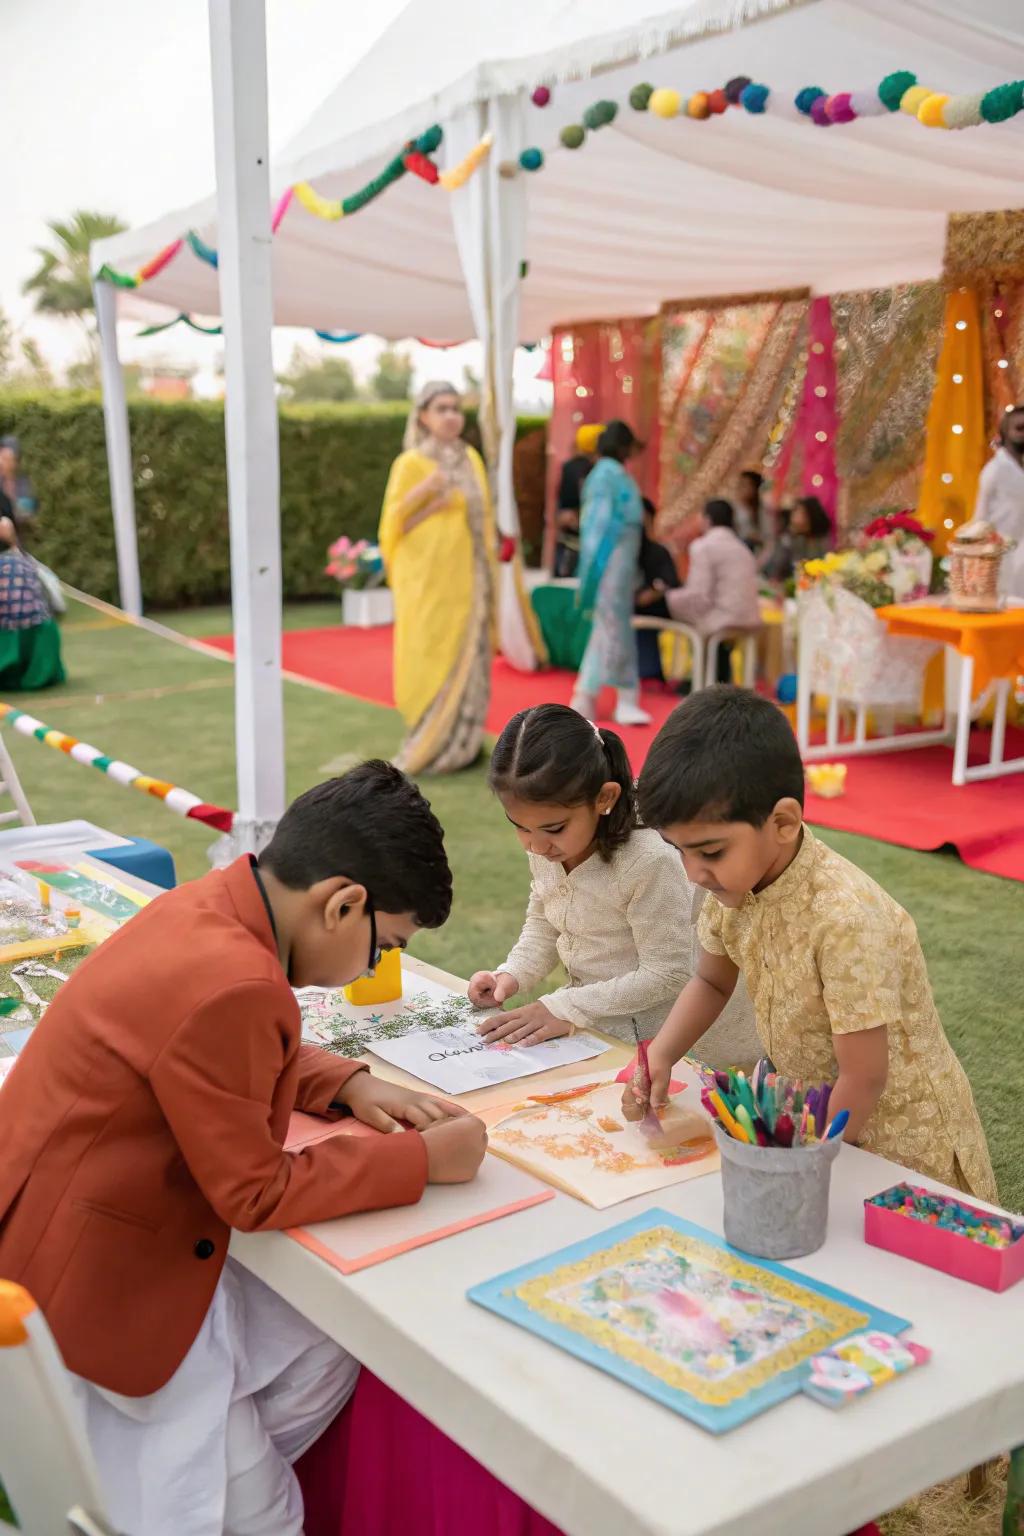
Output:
[70,1258,358,1536]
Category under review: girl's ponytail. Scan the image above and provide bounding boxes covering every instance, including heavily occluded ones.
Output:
[594,726,637,856]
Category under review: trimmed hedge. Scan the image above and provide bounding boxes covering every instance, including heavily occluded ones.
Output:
[0,393,549,608]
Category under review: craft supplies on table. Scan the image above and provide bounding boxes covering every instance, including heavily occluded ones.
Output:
[802,1331,931,1409]
[344,944,403,1006]
[13,858,148,928]
[300,974,609,1094]
[698,1066,845,1258]
[283,1112,553,1272]
[865,1182,1024,1293]
[484,1071,718,1208]
[469,1209,911,1434]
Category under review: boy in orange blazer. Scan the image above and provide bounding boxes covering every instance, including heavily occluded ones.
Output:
[0,762,486,1536]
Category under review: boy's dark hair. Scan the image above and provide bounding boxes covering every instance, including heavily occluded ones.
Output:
[488,704,636,860]
[704,498,735,529]
[259,761,452,927]
[638,687,804,829]
[597,419,641,463]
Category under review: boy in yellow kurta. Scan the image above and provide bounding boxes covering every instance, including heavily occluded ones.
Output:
[625,686,996,1200]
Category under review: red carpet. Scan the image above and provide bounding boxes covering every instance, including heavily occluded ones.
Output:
[207,626,1024,882]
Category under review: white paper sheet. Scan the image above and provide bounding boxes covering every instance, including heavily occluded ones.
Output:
[367,1024,607,1095]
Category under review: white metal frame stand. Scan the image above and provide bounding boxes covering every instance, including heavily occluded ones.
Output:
[796,625,1024,787]
[93,279,142,619]
[207,0,286,852]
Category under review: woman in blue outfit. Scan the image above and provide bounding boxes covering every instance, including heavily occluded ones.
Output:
[571,420,651,726]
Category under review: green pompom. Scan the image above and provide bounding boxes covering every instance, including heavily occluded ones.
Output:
[980,80,1024,123]
[519,147,544,172]
[878,71,917,112]
[630,83,654,111]
[416,124,443,154]
[582,98,618,130]
[560,124,586,149]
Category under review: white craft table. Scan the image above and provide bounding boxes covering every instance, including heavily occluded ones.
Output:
[232,955,1024,1536]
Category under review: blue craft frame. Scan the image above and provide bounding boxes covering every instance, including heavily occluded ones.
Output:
[469,1209,910,1433]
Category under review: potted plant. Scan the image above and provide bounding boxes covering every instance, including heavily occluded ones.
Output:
[326,538,393,628]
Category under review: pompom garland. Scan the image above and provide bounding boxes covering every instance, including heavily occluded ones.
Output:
[724,76,751,104]
[917,93,949,129]
[741,83,770,113]
[980,80,1024,122]
[629,82,654,110]
[795,85,826,115]
[531,85,551,108]
[687,91,711,119]
[649,87,682,118]
[942,92,986,129]
[560,124,586,149]
[518,147,544,172]
[899,84,933,115]
[878,70,917,110]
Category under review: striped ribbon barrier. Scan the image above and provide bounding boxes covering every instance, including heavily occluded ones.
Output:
[0,704,234,834]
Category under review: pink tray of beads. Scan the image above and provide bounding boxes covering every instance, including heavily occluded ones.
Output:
[864,1182,1024,1293]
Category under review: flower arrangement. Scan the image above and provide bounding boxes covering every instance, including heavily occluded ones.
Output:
[800,508,935,609]
[861,510,934,547]
[325,537,386,591]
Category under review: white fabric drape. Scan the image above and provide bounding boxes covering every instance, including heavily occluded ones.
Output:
[447,98,544,671]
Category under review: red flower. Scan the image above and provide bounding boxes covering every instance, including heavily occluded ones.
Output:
[863,510,934,543]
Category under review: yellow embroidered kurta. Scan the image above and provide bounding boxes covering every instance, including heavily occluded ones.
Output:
[378,447,498,733]
[697,829,996,1200]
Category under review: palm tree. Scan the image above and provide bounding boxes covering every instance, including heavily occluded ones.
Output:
[22,210,127,359]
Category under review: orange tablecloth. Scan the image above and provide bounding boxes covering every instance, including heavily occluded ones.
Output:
[877,604,1024,692]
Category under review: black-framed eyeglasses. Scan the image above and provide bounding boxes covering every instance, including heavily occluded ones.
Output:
[363,891,383,978]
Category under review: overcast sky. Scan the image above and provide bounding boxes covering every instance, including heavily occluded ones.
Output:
[3,0,549,403]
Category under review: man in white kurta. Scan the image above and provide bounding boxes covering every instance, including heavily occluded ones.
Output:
[975,406,1024,599]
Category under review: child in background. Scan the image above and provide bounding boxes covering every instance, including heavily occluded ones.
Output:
[624,688,996,1201]
[468,703,693,1046]
[0,763,487,1536]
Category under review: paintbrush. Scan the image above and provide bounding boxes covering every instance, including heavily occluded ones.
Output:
[631,1018,663,1139]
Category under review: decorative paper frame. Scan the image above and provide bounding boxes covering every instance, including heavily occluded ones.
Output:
[470,1210,910,1433]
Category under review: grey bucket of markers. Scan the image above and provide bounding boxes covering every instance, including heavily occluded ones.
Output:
[714,1124,842,1260]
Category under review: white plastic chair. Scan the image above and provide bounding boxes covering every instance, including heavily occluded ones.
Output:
[0,731,34,828]
[704,629,759,689]
[631,616,705,688]
[0,1280,119,1535]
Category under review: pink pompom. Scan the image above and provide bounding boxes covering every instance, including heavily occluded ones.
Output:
[810,95,832,125]
[531,85,551,108]
[826,92,857,123]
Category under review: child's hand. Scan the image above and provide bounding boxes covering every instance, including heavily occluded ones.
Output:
[476,1001,570,1047]
[468,970,519,1008]
[422,1115,488,1183]
[621,1043,672,1119]
[336,1072,468,1134]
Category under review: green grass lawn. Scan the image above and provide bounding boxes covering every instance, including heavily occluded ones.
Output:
[1,595,1021,1530]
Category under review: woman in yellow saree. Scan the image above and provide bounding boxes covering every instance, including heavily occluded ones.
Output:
[379,382,498,774]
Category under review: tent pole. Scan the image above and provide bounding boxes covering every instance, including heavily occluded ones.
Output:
[207,0,285,854]
[93,279,142,619]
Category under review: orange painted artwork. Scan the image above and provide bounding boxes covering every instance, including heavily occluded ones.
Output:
[484,1074,720,1208]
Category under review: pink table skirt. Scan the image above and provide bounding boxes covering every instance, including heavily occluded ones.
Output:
[295,1368,881,1536]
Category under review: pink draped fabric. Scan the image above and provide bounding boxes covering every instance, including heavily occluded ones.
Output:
[295,1369,882,1536]
[544,318,662,568]
[295,1369,563,1536]
[797,296,839,531]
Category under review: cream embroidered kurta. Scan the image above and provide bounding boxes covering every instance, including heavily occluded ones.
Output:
[697,829,996,1199]
[498,828,693,1041]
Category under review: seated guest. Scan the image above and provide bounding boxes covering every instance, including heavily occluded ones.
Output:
[0,515,64,690]
[634,497,678,683]
[554,424,601,577]
[762,494,832,583]
[665,499,761,681]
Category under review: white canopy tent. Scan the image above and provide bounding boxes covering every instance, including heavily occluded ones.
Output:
[92,0,1024,846]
